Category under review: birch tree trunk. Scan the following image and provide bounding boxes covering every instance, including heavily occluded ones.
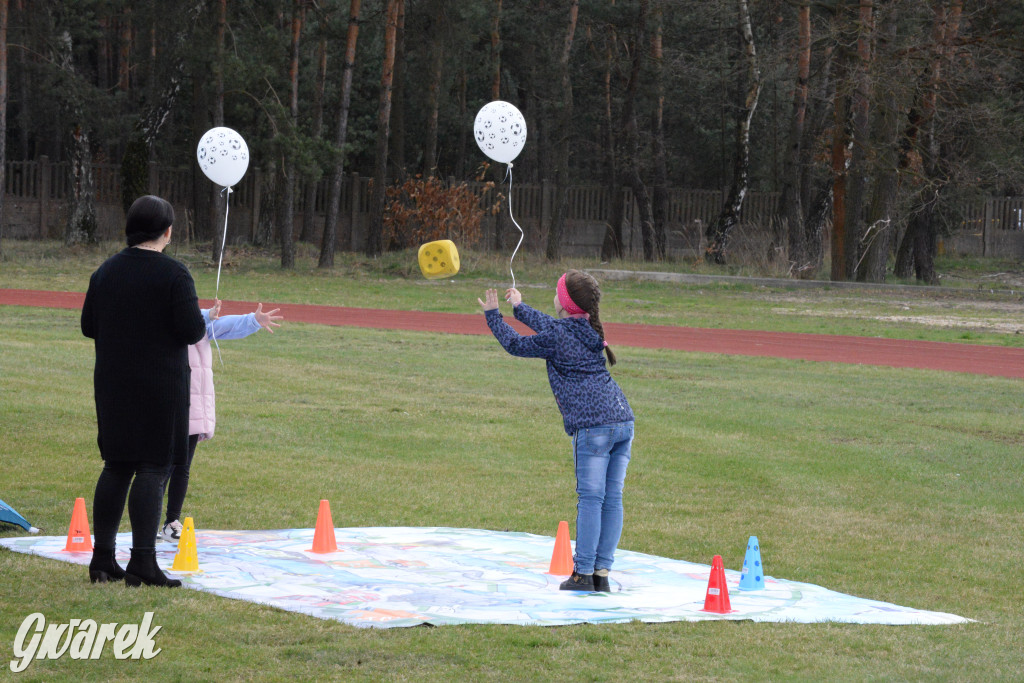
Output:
[58,30,97,245]
[366,0,402,256]
[66,123,98,245]
[319,0,362,267]
[705,0,762,265]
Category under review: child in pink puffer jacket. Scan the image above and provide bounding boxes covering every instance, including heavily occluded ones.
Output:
[159,300,283,542]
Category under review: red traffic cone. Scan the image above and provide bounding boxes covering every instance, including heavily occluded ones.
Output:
[702,555,732,613]
[547,521,573,575]
[62,497,93,552]
[309,500,338,553]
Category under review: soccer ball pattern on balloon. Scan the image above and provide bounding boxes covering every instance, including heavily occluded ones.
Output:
[197,127,250,188]
[474,101,527,165]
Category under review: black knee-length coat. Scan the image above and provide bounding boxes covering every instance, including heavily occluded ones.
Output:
[81,248,206,466]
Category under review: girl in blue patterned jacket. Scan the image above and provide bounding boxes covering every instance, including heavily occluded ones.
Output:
[479,270,634,592]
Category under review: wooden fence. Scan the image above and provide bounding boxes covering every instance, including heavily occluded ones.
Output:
[3,157,1023,260]
[947,197,1024,257]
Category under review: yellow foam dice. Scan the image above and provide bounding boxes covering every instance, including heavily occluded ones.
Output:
[418,240,461,279]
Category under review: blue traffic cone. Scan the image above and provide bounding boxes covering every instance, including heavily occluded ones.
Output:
[738,535,764,590]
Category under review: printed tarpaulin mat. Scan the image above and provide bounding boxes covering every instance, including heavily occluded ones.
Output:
[0,527,969,628]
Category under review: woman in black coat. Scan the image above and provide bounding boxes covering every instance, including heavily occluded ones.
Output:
[81,195,206,587]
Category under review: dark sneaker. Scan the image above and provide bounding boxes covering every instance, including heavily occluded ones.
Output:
[593,573,611,592]
[559,572,595,591]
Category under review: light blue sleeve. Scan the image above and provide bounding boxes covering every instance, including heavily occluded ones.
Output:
[206,312,262,341]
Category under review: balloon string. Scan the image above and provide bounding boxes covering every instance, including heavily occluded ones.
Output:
[215,186,232,299]
[211,185,232,368]
[210,321,224,368]
[506,163,524,291]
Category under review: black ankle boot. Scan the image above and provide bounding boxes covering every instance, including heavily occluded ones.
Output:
[559,571,595,591]
[593,572,611,592]
[124,549,181,588]
[89,548,125,583]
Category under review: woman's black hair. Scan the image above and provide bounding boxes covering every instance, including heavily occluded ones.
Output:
[125,195,174,247]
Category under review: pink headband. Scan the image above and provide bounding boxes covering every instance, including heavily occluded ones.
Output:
[557,273,588,317]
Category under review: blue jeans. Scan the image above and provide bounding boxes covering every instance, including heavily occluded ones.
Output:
[572,421,634,574]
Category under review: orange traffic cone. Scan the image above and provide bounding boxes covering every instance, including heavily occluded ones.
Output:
[702,554,733,613]
[309,499,338,553]
[547,521,573,575]
[62,497,93,552]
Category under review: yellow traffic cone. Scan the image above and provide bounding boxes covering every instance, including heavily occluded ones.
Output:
[171,517,199,572]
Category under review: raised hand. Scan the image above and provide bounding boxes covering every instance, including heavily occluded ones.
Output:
[253,303,284,333]
[505,288,522,307]
[477,289,500,312]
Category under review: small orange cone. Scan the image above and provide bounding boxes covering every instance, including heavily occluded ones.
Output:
[702,555,733,613]
[309,499,338,553]
[547,521,573,575]
[62,497,93,552]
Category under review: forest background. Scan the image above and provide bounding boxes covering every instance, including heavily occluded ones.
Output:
[0,0,1021,283]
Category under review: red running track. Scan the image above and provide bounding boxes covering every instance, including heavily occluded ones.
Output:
[3,288,1023,379]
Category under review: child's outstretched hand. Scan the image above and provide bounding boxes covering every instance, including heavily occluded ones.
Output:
[505,288,522,307]
[254,303,284,333]
[209,299,223,321]
[478,289,500,312]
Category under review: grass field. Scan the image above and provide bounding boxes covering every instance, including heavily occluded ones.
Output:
[1,242,1023,680]
[3,240,1024,346]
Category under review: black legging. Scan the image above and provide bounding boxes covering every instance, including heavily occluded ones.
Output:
[92,461,171,552]
[163,434,200,526]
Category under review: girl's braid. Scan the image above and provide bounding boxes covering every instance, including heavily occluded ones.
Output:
[565,270,617,366]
